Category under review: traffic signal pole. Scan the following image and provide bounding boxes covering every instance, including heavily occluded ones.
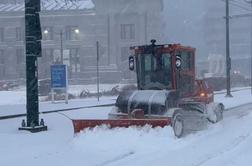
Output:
[26,56,39,127]
[225,0,232,97]
[250,2,252,94]
[19,0,47,132]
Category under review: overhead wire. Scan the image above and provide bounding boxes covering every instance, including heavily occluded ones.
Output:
[220,0,252,11]
[231,0,252,10]
[229,0,252,18]
[230,1,251,11]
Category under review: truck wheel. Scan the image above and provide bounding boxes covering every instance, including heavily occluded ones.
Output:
[208,104,223,123]
[172,112,185,138]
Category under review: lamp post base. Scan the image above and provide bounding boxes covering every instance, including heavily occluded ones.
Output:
[19,125,48,133]
[225,94,233,97]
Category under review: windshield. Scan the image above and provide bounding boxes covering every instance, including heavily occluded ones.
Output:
[138,53,172,90]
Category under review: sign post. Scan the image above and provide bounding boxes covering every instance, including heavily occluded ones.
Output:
[51,64,68,104]
[96,41,100,102]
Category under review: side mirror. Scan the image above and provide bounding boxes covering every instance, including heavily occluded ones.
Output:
[176,55,182,69]
[129,56,135,71]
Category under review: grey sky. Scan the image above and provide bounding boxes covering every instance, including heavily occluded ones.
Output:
[162,0,207,60]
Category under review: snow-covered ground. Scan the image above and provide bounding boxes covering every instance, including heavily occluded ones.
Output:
[0,87,252,166]
[0,84,118,117]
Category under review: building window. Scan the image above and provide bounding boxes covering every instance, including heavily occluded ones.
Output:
[52,48,80,74]
[0,50,4,65]
[0,28,4,42]
[121,24,135,40]
[65,26,80,41]
[16,27,24,41]
[121,47,130,62]
[42,49,53,62]
[52,50,61,64]
[16,49,25,78]
[70,48,80,73]
[16,49,25,65]
[0,50,4,77]
[42,27,54,40]
[40,48,53,78]
[176,51,193,70]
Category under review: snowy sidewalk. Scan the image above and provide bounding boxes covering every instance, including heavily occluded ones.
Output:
[0,96,116,117]
[0,87,252,118]
[215,88,252,109]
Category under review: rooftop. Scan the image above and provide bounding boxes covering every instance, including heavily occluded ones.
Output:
[0,0,94,12]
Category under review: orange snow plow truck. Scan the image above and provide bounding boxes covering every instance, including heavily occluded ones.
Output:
[72,40,224,138]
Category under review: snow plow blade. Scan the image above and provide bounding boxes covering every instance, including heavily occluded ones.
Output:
[72,119,171,133]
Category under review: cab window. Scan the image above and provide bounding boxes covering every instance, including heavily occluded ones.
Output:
[176,51,193,70]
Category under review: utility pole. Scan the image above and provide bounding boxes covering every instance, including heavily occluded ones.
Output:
[250,2,252,94]
[19,0,47,132]
[225,0,232,97]
[96,41,100,102]
[60,30,63,64]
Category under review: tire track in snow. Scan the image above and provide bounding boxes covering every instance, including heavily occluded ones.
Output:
[224,103,252,119]
[97,151,135,166]
[194,134,250,166]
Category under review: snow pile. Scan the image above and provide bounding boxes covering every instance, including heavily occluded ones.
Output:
[73,125,181,165]
[72,112,252,166]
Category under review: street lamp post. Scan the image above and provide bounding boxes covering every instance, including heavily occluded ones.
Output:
[96,41,100,102]
[43,29,64,64]
[60,30,63,64]
[249,1,252,94]
[225,0,232,97]
[43,28,80,65]
[250,2,252,94]
[243,0,252,93]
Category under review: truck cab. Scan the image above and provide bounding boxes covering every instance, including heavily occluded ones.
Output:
[129,40,196,97]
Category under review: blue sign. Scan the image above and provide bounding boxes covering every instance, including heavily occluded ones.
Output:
[51,64,67,89]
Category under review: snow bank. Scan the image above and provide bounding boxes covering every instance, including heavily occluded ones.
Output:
[73,125,179,165]
[73,112,252,166]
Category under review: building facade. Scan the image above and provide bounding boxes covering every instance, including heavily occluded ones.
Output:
[204,0,251,77]
[0,0,164,83]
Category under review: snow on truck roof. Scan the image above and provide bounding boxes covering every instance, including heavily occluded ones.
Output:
[0,0,94,12]
[131,44,196,53]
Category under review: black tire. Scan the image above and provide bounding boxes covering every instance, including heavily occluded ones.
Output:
[172,111,185,138]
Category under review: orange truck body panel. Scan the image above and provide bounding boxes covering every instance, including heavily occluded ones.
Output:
[72,119,171,133]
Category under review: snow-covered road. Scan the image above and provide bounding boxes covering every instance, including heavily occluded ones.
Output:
[93,105,252,166]
[1,102,252,166]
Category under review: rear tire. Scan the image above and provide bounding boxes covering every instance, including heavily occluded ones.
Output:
[172,111,185,138]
